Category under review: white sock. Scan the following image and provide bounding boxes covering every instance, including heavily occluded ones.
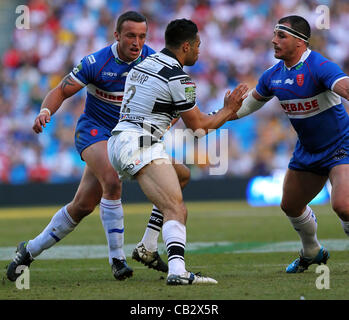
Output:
[141,205,163,252]
[288,206,321,257]
[100,198,125,264]
[340,220,349,237]
[162,220,186,275]
[27,205,77,258]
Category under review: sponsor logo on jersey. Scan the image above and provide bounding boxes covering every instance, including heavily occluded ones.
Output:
[89,86,124,104]
[87,55,96,64]
[120,114,145,122]
[180,77,195,85]
[284,78,294,85]
[102,71,118,77]
[281,99,319,114]
[271,79,282,85]
[297,74,304,86]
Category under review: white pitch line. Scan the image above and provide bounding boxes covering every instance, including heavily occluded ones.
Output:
[1,239,349,261]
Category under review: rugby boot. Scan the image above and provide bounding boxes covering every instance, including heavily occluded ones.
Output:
[132,243,168,273]
[286,246,329,273]
[7,241,34,282]
[111,258,133,280]
[167,271,218,285]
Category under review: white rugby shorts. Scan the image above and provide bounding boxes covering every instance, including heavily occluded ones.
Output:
[108,130,169,180]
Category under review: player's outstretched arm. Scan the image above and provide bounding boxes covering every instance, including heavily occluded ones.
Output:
[180,83,248,134]
[333,78,349,101]
[230,89,271,120]
[32,74,83,134]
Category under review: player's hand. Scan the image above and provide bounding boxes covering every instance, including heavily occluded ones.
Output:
[223,83,249,120]
[32,109,51,134]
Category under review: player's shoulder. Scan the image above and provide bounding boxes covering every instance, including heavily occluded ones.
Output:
[139,50,187,81]
[261,60,283,79]
[307,50,335,68]
[157,51,187,79]
[141,44,156,57]
[82,44,113,68]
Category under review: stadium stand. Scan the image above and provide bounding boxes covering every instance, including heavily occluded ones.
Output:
[1,0,348,184]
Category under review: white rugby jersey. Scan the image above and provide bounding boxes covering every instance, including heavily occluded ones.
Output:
[112,48,197,139]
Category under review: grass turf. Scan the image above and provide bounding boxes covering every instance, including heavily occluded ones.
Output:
[1,201,348,300]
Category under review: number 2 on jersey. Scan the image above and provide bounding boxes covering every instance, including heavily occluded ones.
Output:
[122,85,136,114]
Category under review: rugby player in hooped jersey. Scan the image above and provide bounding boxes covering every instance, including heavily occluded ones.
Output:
[108,18,248,285]
[7,11,190,282]
[233,15,349,273]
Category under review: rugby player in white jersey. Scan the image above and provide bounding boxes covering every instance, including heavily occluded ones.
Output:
[7,11,190,282]
[108,18,248,285]
[231,15,349,273]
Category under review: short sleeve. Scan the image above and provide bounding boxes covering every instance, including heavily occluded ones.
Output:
[69,55,96,87]
[316,60,349,91]
[256,69,274,98]
[168,76,196,113]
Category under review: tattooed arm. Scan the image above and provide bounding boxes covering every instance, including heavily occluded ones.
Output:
[33,74,83,133]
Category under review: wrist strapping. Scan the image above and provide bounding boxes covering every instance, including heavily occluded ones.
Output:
[40,108,51,116]
[236,90,266,118]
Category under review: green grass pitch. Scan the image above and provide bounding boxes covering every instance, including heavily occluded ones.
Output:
[1,201,349,300]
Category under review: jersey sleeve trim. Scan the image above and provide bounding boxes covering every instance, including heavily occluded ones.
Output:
[177,104,197,113]
[255,87,273,99]
[69,72,87,87]
[331,76,349,91]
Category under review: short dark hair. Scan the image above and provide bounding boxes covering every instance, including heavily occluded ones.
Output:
[278,15,311,40]
[165,19,198,49]
[116,11,147,33]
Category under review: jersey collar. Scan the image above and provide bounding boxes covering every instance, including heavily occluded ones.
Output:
[160,48,183,68]
[111,42,143,65]
[284,48,311,70]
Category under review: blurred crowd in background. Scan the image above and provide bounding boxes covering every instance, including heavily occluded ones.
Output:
[1,0,349,184]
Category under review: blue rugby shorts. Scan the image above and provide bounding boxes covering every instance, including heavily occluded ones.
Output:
[288,132,349,175]
[74,113,112,159]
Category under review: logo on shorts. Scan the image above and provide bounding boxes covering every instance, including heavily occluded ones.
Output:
[90,129,98,137]
[297,74,304,86]
[333,148,347,161]
[126,159,141,171]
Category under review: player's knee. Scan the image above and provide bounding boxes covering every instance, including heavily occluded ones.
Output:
[102,176,122,197]
[280,201,290,215]
[332,199,349,221]
[280,201,299,217]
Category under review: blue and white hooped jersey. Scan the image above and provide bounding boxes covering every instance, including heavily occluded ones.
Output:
[70,43,155,133]
[256,49,349,153]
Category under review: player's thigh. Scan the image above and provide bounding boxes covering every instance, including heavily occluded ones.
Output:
[81,140,121,193]
[136,159,186,223]
[170,158,190,189]
[329,164,349,218]
[281,168,328,215]
[69,166,103,219]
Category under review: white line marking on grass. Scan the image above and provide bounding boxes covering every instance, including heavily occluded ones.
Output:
[1,239,349,261]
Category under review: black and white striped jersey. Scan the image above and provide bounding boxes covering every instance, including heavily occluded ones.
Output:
[112,48,197,139]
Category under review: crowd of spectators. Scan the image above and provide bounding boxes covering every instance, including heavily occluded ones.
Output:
[1,0,349,183]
